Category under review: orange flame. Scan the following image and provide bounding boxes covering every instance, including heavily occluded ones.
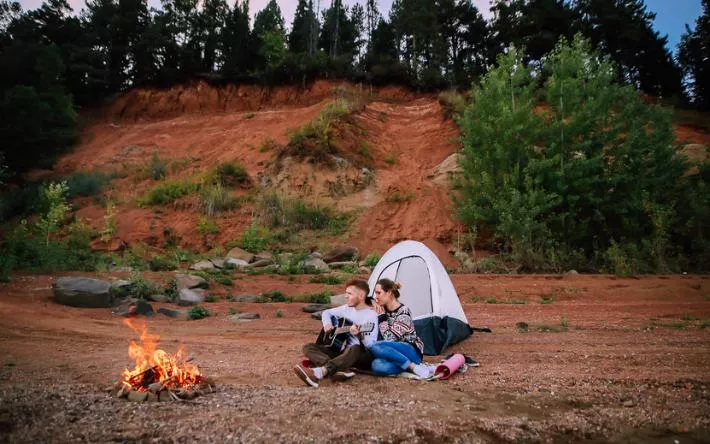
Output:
[120,319,201,391]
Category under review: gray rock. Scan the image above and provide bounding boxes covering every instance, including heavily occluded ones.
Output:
[157,308,185,319]
[248,258,274,268]
[108,266,134,273]
[112,300,154,317]
[252,252,273,263]
[300,258,330,273]
[110,279,132,289]
[328,261,357,270]
[147,294,169,303]
[175,274,208,290]
[311,310,324,320]
[228,312,261,322]
[225,258,249,268]
[190,260,215,271]
[310,251,323,259]
[53,277,116,308]
[177,288,205,306]
[209,258,226,269]
[330,293,347,306]
[226,246,255,263]
[358,266,372,275]
[302,303,332,313]
[127,391,148,402]
[323,246,360,263]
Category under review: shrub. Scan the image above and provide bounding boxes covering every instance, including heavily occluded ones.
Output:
[309,275,343,285]
[165,278,178,301]
[197,217,220,235]
[187,306,210,320]
[215,276,233,286]
[149,153,167,180]
[199,183,238,216]
[259,137,278,153]
[383,153,397,165]
[238,221,272,253]
[385,190,414,203]
[140,180,196,206]
[363,253,381,267]
[276,309,284,318]
[438,90,467,119]
[148,255,177,271]
[254,193,350,233]
[65,171,109,198]
[229,307,238,315]
[204,294,218,302]
[305,290,332,304]
[264,290,290,302]
[210,162,249,187]
[287,100,354,161]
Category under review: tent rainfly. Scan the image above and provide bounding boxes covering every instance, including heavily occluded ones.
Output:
[367,240,472,355]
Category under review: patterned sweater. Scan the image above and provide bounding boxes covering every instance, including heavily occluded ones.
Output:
[378,304,424,356]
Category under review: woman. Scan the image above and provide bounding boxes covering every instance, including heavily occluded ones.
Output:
[369,278,433,378]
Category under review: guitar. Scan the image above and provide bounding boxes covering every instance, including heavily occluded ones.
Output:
[316,316,375,353]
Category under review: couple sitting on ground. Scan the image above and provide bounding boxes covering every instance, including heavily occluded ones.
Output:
[294,278,434,388]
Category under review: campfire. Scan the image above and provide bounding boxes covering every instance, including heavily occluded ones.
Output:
[108,319,215,402]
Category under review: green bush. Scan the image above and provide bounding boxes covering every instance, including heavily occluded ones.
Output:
[305,290,332,304]
[254,193,350,233]
[197,217,220,235]
[438,90,467,119]
[199,183,238,217]
[276,309,285,318]
[204,294,218,302]
[457,35,708,272]
[65,171,109,199]
[215,276,233,286]
[187,306,210,320]
[363,253,381,267]
[263,290,290,302]
[210,162,249,187]
[140,180,196,206]
[149,153,167,180]
[238,221,272,253]
[309,274,343,285]
[148,255,177,272]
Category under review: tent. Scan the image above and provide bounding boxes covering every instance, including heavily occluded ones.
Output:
[367,240,472,355]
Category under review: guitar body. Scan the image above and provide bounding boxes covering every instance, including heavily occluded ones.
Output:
[315,316,374,353]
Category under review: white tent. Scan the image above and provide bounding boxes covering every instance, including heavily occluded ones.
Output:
[367,240,472,355]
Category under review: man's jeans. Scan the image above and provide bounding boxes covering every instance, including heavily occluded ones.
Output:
[369,341,422,375]
[302,343,372,376]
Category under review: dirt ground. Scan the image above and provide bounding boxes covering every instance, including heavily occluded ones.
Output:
[0,272,709,443]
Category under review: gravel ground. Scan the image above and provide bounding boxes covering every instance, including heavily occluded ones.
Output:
[1,273,709,443]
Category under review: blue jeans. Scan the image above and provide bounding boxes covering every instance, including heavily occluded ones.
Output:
[370,341,422,376]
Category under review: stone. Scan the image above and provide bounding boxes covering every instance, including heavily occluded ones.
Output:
[358,266,372,275]
[53,277,116,308]
[252,252,273,263]
[147,294,169,303]
[127,391,148,402]
[311,311,324,320]
[108,265,134,273]
[190,260,215,271]
[248,258,273,268]
[622,400,635,407]
[323,246,360,263]
[300,258,330,273]
[157,308,185,319]
[209,258,226,269]
[112,299,154,317]
[225,258,249,268]
[226,246,255,264]
[327,261,357,270]
[330,293,347,305]
[310,251,323,259]
[178,288,205,306]
[302,304,332,313]
[175,274,208,290]
[147,392,159,402]
[428,153,462,186]
[229,295,266,303]
[229,312,261,322]
[159,390,173,402]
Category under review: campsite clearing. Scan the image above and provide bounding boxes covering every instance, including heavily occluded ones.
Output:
[0,273,708,443]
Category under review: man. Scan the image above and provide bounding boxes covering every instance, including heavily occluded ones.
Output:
[294,279,378,388]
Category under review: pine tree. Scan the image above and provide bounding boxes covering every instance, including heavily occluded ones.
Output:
[678,0,710,109]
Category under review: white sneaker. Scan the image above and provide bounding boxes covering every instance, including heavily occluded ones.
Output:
[412,364,434,379]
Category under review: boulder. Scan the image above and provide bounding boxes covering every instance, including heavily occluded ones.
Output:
[252,252,273,263]
[330,293,347,306]
[226,246,255,264]
[157,308,185,319]
[53,277,116,308]
[310,251,323,259]
[302,303,332,313]
[323,246,359,263]
[112,300,154,317]
[177,288,205,306]
[209,258,226,269]
[358,266,372,275]
[175,274,208,290]
[190,260,215,271]
[225,258,249,268]
[328,261,357,270]
[229,312,261,322]
[428,153,462,186]
[300,258,330,273]
[147,294,169,303]
[248,258,274,268]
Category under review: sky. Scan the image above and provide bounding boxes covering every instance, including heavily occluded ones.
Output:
[15,0,704,53]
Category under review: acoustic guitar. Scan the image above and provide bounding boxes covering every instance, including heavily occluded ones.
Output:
[316,316,375,353]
